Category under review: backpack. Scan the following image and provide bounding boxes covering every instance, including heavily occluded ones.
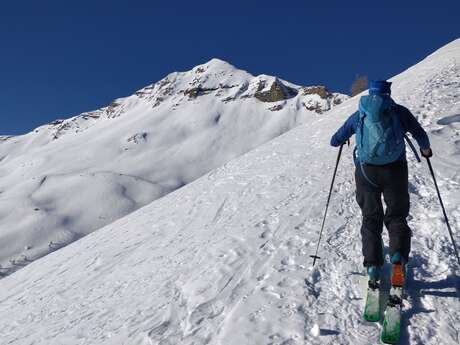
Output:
[356,95,405,165]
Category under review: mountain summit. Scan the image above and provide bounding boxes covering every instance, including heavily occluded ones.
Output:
[26,58,345,143]
[0,59,347,274]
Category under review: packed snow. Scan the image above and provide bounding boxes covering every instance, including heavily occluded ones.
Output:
[0,59,346,275]
[0,39,459,345]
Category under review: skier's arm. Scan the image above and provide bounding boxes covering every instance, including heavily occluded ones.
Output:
[330,111,358,146]
[398,106,431,151]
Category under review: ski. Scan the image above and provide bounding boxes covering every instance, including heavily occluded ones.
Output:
[363,280,381,322]
[381,287,403,344]
[381,262,405,344]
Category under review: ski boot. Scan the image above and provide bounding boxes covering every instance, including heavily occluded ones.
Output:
[367,265,381,289]
[390,252,406,288]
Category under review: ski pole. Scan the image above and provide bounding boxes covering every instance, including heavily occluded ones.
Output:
[311,144,344,266]
[425,156,460,267]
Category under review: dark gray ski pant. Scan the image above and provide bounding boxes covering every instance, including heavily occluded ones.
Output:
[355,160,412,267]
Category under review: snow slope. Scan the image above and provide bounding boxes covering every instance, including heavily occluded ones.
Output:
[0,59,346,275]
[0,39,459,345]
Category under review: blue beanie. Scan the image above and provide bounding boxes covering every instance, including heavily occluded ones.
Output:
[369,80,392,95]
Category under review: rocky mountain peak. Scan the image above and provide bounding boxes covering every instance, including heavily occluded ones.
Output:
[20,59,348,142]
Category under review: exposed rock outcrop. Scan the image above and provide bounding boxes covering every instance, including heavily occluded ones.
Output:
[302,86,331,99]
[184,85,218,99]
[127,132,148,144]
[254,79,298,103]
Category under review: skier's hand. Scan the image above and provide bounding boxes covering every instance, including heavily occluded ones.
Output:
[421,148,433,158]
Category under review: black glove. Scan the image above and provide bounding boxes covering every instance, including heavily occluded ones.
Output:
[421,148,433,158]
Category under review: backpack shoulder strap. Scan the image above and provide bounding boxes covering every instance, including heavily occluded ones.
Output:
[357,101,367,146]
[391,102,421,163]
[404,134,421,163]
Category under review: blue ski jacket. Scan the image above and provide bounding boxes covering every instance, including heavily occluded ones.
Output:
[330,101,430,162]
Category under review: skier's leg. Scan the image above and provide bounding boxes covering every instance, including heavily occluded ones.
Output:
[382,161,412,263]
[355,168,384,267]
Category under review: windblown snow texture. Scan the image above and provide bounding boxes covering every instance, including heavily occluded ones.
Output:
[0,39,460,344]
[0,59,346,274]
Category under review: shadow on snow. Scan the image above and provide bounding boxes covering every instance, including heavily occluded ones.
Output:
[399,253,459,345]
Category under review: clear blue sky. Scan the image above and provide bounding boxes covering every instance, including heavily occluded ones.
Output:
[1,0,458,135]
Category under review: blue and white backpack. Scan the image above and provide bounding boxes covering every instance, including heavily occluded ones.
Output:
[355,95,405,165]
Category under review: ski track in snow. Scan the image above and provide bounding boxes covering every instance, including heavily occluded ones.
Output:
[0,40,460,345]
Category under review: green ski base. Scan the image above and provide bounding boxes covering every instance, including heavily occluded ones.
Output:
[363,285,380,322]
[381,287,403,344]
[381,307,401,343]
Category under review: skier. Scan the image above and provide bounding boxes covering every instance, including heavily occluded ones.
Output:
[329,80,432,287]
